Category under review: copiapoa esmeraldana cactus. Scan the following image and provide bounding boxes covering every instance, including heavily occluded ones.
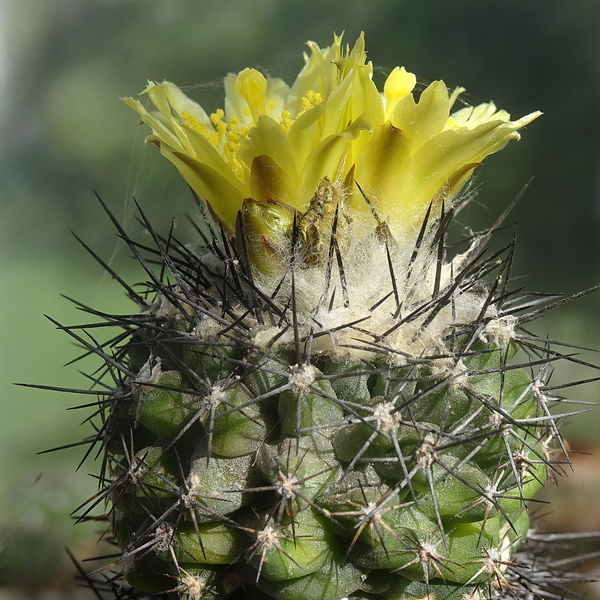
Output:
[44,33,600,600]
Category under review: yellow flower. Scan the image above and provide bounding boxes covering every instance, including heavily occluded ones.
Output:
[124,33,539,253]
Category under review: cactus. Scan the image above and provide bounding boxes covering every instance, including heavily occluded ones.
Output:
[53,34,598,599]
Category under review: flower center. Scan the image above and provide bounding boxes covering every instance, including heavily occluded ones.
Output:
[180,69,323,180]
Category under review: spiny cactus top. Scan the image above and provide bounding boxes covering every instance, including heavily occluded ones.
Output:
[66,33,595,600]
[124,33,539,357]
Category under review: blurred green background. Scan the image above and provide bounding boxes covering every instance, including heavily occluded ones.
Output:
[1,0,600,598]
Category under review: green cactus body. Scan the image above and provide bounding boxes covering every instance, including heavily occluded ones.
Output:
[58,33,596,600]
[103,265,544,600]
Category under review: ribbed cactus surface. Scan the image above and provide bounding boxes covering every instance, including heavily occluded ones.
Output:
[111,276,543,599]
[53,33,597,600]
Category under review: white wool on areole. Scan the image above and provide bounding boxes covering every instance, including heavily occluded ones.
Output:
[242,215,498,365]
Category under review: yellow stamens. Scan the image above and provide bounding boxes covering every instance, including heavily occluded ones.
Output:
[181,111,209,136]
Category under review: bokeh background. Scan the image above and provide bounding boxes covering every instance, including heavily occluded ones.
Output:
[1,0,600,598]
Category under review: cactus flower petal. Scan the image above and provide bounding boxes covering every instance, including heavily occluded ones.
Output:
[125,33,539,254]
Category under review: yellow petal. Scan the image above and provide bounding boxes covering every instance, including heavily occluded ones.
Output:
[124,93,245,194]
[167,150,246,228]
[287,103,326,171]
[240,115,298,187]
[298,119,369,209]
[123,96,185,152]
[264,77,291,121]
[383,66,417,120]
[288,36,342,113]
[148,80,212,131]
[354,122,412,217]
[250,155,293,205]
[390,80,450,148]
[413,119,527,188]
